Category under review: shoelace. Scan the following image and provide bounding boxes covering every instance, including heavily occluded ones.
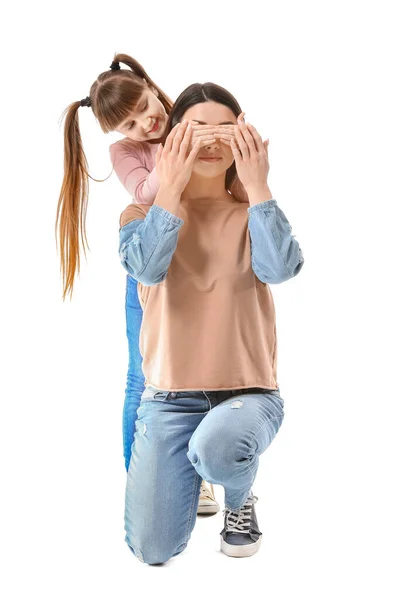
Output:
[223,493,259,534]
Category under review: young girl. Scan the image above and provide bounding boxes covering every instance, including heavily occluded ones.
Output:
[119,83,304,562]
[56,53,250,515]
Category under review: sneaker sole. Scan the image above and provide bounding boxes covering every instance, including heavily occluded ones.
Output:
[220,534,262,557]
[197,503,220,514]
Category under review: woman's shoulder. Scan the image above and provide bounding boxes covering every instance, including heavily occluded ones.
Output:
[120,203,151,228]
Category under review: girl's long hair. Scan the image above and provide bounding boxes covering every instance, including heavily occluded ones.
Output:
[55,53,173,300]
[164,82,242,194]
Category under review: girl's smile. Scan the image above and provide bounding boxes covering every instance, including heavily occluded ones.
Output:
[148,118,160,133]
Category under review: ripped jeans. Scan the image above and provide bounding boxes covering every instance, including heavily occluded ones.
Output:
[124,384,285,565]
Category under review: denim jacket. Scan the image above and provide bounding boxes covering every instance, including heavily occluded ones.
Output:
[119,199,304,286]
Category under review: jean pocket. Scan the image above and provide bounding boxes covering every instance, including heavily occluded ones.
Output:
[141,385,171,402]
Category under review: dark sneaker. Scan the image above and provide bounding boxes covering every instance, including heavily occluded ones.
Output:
[197,481,220,515]
[220,490,262,557]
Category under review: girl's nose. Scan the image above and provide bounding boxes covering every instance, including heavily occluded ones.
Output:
[143,117,153,132]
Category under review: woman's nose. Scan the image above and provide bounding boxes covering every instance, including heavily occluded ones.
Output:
[205,139,220,149]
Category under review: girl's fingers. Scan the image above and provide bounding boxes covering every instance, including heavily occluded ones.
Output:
[184,129,217,156]
[155,143,162,164]
[199,136,216,145]
[171,121,190,154]
[234,124,249,160]
[263,139,269,161]
[230,136,241,159]
[192,133,219,141]
[182,124,217,154]
[189,136,217,153]
[215,134,234,140]
[163,122,182,153]
[178,122,194,154]
[237,118,257,155]
[246,123,264,153]
[187,137,204,166]
[190,125,235,135]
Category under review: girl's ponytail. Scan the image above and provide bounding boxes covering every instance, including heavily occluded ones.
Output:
[56,99,90,300]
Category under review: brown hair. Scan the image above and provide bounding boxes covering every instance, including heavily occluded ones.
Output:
[55,53,173,300]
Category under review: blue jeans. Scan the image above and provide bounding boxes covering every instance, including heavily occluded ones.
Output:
[123,274,145,472]
[124,384,285,564]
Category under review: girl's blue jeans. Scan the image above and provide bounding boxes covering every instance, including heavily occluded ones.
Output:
[123,274,146,472]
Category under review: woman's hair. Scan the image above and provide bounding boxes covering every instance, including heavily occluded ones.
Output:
[164,82,242,194]
[55,53,173,300]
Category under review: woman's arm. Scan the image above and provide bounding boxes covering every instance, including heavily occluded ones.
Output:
[247,198,304,284]
[119,202,183,285]
[110,141,161,204]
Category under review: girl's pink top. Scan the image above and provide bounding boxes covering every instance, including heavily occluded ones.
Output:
[109,138,249,203]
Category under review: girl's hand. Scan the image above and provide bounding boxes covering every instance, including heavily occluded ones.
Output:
[229,116,270,192]
[155,121,206,192]
[186,114,247,149]
[186,120,235,151]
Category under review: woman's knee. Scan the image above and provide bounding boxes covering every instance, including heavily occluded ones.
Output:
[187,432,250,477]
[125,537,187,565]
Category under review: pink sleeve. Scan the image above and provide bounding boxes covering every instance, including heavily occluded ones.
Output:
[109,142,160,205]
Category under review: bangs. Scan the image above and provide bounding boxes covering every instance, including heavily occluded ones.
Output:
[95,77,147,133]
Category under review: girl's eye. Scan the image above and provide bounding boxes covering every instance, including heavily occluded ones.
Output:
[126,103,148,130]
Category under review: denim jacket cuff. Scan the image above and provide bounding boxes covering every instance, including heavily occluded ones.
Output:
[247,198,277,214]
[149,204,184,226]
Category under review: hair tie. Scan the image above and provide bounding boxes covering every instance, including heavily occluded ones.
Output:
[110,61,121,70]
[80,96,91,107]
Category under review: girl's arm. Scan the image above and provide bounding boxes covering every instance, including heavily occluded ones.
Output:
[110,140,161,204]
[247,199,304,284]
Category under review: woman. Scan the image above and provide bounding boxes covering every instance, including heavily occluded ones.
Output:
[119,82,305,563]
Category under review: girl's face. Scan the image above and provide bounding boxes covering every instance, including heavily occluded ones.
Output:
[115,83,168,142]
[182,101,236,179]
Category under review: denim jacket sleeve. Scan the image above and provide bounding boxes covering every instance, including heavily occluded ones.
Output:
[247,198,304,284]
[119,204,184,285]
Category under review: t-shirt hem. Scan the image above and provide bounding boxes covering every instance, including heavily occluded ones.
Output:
[145,381,279,392]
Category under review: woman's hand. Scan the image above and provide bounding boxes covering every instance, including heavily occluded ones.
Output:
[229,116,270,193]
[155,121,205,193]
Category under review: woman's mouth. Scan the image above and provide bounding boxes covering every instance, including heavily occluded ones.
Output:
[199,157,222,162]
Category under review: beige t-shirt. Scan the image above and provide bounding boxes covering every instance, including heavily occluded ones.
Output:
[119,195,278,392]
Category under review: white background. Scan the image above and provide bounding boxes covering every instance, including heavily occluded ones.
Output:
[1,0,399,598]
